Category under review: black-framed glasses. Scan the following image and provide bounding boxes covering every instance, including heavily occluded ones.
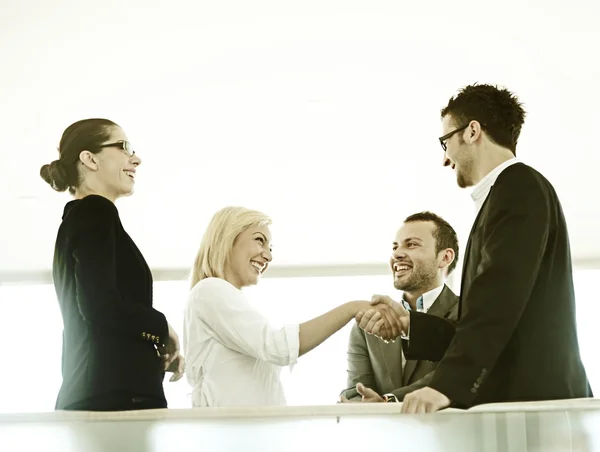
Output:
[438,124,469,152]
[97,140,135,157]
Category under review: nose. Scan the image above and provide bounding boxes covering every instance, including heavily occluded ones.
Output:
[393,248,406,260]
[442,154,451,167]
[263,248,273,263]
[131,153,142,166]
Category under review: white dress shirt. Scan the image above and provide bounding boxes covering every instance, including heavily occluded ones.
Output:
[183,277,300,407]
[471,158,521,214]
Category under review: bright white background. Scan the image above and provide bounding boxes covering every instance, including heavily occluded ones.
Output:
[0,0,599,275]
[0,269,598,412]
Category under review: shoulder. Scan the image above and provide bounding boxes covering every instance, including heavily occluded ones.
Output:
[495,163,551,194]
[65,196,120,241]
[192,277,237,293]
[189,278,242,304]
[68,195,119,224]
[491,163,553,209]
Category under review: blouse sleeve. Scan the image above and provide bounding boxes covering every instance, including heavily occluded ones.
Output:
[69,195,169,345]
[190,278,299,367]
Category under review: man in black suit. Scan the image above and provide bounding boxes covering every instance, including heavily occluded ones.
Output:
[357,83,593,413]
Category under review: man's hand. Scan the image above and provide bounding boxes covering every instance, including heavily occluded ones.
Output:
[355,294,409,340]
[401,387,450,413]
[356,383,385,402]
[339,383,385,403]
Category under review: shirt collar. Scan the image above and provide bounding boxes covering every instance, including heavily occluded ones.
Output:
[401,284,445,313]
[471,157,520,214]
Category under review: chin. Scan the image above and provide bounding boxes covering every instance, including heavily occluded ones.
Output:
[247,275,261,287]
[118,188,135,199]
[457,175,470,188]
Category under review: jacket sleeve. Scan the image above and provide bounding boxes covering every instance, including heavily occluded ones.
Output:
[69,195,169,345]
[402,312,457,361]
[340,323,376,400]
[391,370,435,400]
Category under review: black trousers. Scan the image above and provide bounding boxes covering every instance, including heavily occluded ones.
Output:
[62,391,167,411]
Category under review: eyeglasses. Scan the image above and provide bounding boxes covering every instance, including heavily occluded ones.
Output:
[438,124,469,152]
[97,140,135,157]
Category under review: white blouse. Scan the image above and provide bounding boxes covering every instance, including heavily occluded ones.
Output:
[183,277,300,407]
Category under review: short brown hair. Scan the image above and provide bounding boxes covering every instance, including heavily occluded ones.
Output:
[404,211,459,274]
[441,83,526,155]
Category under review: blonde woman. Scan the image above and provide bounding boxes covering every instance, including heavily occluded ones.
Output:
[183,207,399,407]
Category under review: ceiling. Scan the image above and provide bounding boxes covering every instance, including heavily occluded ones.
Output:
[1,0,599,277]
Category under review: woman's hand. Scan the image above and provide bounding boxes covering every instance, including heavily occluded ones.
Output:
[165,354,185,382]
[159,323,182,373]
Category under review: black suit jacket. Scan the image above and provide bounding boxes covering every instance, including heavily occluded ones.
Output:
[52,195,169,409]
[340,285,458,401]
[404,163,592,408]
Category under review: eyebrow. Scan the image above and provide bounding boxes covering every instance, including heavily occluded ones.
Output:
[254,232,272,246]
[393,237,423,245]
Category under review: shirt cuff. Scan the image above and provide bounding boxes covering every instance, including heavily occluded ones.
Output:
[400,323,410,340]
[284,323,300,370]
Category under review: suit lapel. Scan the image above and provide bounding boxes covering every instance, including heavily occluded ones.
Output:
[402,286,459,385]
[426,285,459,318]
[458,188,494,318]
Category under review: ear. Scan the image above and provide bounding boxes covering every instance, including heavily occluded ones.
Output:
[467,120,483,144]
[438,248,455,271]
[79,150,99,171]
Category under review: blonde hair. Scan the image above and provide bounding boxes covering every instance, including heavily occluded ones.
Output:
[190,206,272,289]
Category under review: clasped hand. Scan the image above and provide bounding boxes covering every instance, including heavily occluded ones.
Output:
[158,323,185,382]
[355,295,409,342]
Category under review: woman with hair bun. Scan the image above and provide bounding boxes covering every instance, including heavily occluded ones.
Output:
[41,119,184,411]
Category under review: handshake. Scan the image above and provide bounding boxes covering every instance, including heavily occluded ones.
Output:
[354,295,410,342]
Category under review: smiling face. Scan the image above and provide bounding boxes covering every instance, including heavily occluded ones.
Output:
[79,126,142,201]
[390,221,442,294]
[223,224,273,289]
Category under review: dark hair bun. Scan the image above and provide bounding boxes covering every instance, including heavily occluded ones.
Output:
[40,159,70,192]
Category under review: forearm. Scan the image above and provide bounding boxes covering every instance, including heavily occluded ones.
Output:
[403,312,456,361]
[299,302,366,356]
[77,284,169,345]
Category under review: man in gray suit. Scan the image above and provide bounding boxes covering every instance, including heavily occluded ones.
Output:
[340,211,460,402]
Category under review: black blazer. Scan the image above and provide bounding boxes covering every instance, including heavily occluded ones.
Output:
[52,195,169,409]
[404,163,593,408]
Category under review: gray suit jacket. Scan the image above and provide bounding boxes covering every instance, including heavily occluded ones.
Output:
[341,285,459,401]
